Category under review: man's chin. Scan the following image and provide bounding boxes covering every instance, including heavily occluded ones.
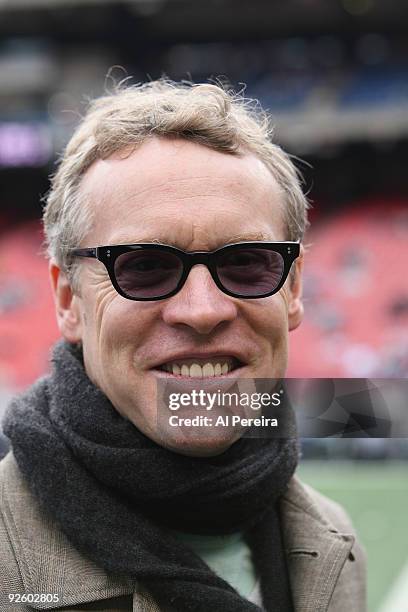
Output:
[158,428,243,458]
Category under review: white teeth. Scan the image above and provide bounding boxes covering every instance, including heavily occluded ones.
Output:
[162,360,236,377]
[202,363,215,377]
[189,363,203,377]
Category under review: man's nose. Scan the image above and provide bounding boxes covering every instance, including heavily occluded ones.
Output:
[161,265,238,334]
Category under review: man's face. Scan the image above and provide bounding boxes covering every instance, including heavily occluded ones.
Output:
[52,138,303,456]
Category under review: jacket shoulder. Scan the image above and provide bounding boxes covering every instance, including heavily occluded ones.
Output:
[0,453,30,610]
[298,479,358,535]
[0,452,138,611]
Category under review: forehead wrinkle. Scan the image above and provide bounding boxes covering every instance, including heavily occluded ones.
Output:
[118,176,208,202]
[104,199,272,245]
[84,166,284,231]
[89,170,247,204]
[106,188,278,228]
[120,188,254,208]
[93,197,283,246]
[88,184,255,224]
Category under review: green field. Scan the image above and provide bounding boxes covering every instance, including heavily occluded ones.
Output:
[298,462,408,612]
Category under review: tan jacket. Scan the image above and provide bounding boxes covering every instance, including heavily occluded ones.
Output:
[0,452,366,612]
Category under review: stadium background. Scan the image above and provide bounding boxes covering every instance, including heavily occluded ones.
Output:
[0,1,407,609]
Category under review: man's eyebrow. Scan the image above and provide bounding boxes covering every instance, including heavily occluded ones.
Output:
[106,236,163,245]
[222,233,273,244]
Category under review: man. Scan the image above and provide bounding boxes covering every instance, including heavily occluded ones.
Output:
[0,80,366,611]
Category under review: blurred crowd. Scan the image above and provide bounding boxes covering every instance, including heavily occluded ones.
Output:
[1,32,408,167]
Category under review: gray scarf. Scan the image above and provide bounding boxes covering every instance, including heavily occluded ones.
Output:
[3,340,298,611]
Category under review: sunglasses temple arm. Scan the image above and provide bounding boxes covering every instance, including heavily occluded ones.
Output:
[71,248,98,259]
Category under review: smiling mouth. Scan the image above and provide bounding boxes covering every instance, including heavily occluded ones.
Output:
[155,357,244,378]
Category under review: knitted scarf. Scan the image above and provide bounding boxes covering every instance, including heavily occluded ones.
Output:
[3,341,298,612]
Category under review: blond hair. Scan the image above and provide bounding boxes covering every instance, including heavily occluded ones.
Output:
[43,79,309,284]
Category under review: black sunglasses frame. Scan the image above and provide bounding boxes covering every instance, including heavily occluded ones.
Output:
[69,241,300,301]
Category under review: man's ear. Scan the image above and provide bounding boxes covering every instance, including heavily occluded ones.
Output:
[288,247,304,332]
[49,260,83,343]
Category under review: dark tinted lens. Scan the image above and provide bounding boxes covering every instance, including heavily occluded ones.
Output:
[114,249,183,298]
[216,247,284,296]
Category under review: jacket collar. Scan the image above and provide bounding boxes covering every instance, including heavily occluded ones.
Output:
[281,476,355,612]
[1,453,354,611]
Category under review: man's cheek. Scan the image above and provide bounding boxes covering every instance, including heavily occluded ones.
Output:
[255,302,287,337]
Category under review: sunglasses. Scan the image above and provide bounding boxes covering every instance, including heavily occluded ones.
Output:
[69,241,300,301]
